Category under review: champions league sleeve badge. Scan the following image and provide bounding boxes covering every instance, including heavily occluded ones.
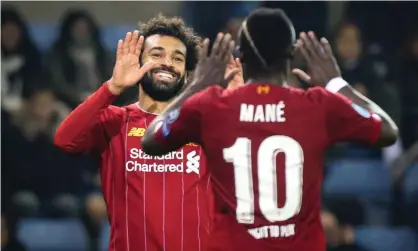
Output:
[162,108,181,137]
[167,108,181,123]
[351,103,371,118]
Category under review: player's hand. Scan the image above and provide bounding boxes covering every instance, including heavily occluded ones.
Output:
[225,55,244,89]
[191,33,236,90]
[109,31,155,95]
[292,31,341,87]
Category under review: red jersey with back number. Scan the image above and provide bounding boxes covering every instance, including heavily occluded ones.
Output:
[54,83,213,251]
[153,84,382,251]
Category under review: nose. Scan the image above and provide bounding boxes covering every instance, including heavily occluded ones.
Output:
[160,57,173,66]
[162,57,173,67]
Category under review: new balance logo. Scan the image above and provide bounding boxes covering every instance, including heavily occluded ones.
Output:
[186,150,200,175]
[128,127,146,137]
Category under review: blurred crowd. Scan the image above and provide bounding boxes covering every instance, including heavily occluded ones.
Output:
[1,2,418,251]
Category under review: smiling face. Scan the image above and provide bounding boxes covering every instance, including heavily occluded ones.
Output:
[139,34,187,101]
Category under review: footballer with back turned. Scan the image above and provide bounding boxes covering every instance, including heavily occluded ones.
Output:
[54,14,241,251]
[141,8,398,251]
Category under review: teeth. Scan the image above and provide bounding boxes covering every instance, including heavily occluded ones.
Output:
[157,72,173,79]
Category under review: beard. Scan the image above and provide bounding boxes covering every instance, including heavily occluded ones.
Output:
[138,64,186,102]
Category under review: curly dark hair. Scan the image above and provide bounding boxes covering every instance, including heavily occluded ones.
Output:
[139,14,202,71]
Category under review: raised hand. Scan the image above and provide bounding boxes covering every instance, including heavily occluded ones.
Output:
[191,33,236,90]
[108,30,155,95]
[225,55,244,89]
[292,31,341,87]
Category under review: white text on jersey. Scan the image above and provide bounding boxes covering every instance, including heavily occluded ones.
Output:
[130,148,183,160]
[240,102,286,123]
[248,224,295,239]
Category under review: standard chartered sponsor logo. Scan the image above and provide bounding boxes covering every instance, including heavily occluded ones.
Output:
[125,148,200,174]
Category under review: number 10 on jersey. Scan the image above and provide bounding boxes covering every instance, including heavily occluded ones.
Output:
[223,135,304,224]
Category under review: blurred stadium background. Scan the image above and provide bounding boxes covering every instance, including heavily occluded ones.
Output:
[1,1,418,251]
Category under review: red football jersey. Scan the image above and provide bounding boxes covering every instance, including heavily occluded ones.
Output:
[154,83,382,251]
[55,83,213,251]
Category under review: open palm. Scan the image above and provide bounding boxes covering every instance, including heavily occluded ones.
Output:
[292,32,341,87]
[191,33,236,90]
[109,31,155,94]
[225,55,244,89]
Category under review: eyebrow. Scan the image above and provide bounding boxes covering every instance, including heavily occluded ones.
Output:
[149,46,186,58]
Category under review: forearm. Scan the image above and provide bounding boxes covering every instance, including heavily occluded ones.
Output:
[343,87,393,123]
[148,82,202,132]
[54,82,118,153]
[326,77,398,146]
[143,82,202,154]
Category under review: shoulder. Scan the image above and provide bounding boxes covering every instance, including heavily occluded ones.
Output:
[98,104,132,123]
[302,86,327,100]
[197,86,224,100]
[301,86,348,106]
[184,86,224,108]
[120,103,160,120]
[122,103,139,114]
[302,87,354,117]
[107,104,128,115]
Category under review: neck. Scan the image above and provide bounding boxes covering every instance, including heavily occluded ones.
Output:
[247,74,288,86]
[137,86,172,114]
[246,62,289,86]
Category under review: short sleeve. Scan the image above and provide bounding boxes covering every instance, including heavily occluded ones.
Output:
[153,89,210,149]
[325,91,382,145]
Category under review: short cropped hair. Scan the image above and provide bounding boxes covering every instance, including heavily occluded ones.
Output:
[139,14,202,71]
[239,8,295,72]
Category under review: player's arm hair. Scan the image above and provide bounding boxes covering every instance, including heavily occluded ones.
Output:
[337,84,399,147]
[142,83,201,156]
